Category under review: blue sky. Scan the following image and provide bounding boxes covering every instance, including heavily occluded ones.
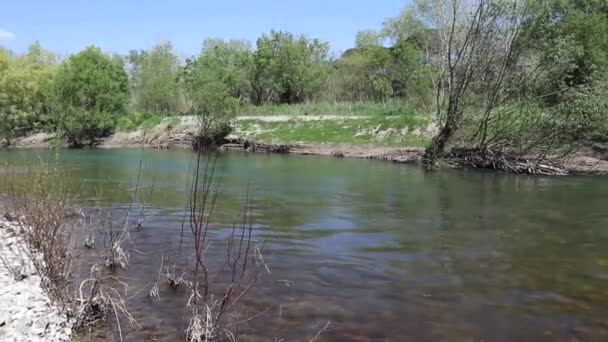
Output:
[0,0,408,57]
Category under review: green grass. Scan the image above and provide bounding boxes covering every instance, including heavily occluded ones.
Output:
[117,112,163,132]
[240,100,418,117]
[114,101,434,147]
[234,114,431,147]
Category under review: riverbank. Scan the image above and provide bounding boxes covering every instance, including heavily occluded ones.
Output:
[0,218,72,342]
[8,115,608,175]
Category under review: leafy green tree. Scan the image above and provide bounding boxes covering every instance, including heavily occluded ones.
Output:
[127,41,181,114]
[526,0,608,91]
[0,43,56,146]
[253,31,331,104]
[334,46,394,101]
[200,39,253,103]
[355,30,383,49]
[181,51,239,148]
[334,26,431,104]
[387,37,433,105]
[380,5,438,104]
[52,46,129,147]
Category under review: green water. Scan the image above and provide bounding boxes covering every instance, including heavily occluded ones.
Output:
[2,148,608,341]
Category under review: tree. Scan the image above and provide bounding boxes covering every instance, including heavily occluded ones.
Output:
[355,30,383,49]
[334,25,432,104]
[409,0,607,173]
[415,0,529,167]
[52,46,129,147]
[127,41,181,114]
[0,43,57,146]
[181,51,239,149]
[253,31,331,104]
[200,39,253,103]
[523,0,608,105]
[334,46,394,101]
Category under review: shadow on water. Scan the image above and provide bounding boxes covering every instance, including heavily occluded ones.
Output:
[2,148,608,341]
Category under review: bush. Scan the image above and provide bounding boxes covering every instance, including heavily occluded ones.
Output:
[117,117,136,131]
[211,121,233,145]
[553,82,608,143]
[140,114,163,131]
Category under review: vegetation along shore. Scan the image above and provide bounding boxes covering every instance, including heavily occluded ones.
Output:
[2,1,608,340]
[3,1,608,175]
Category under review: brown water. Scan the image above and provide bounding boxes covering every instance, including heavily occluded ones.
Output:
[2,148,608,341]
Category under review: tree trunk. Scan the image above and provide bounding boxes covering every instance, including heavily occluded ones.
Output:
[422,115,457,169]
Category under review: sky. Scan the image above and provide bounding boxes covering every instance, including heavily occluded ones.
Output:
[0,0,408,57]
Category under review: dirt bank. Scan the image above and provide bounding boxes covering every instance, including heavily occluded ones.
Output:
[6,116,608,175]
[12,132,57,148]
[221,139,424,163]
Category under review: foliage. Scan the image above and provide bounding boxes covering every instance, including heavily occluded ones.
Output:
[181,51,239,148]
[551,81,608,143]
[3,1,608,156]
[333,19,433,106]
[117,112,162,132]
[525,0,608,92]
[52,46,129,147]
[0,43,56,146]
[334,46,394,102]
[253,31,331,104]
[355,30,384,49]
[199,39,253,103]
[242,100,416,117]
[127,41,182,114]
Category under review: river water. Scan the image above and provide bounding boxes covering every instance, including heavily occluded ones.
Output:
[1,148,608,341]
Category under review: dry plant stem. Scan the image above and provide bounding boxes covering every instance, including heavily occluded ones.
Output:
[184,150,263,341]
[3,161,76,311]
[76,269,142,342]
[188,152,220,304]
[309,321,331,342]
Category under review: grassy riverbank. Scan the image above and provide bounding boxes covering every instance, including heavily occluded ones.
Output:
[232,114,434,147]
[9,111,608,176]
[111,100,434,147]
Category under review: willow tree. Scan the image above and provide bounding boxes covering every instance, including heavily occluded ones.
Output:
[408,0,529,168]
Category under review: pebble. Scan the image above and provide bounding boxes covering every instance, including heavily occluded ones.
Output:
[0,219,73,341]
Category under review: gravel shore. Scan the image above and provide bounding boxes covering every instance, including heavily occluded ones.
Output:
[0,219,72,342]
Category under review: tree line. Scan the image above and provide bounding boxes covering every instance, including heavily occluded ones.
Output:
[1,0,607,165]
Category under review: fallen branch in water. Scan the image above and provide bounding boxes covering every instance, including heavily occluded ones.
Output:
[449,147,569,175]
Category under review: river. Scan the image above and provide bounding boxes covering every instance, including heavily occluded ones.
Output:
[1,148,608,341]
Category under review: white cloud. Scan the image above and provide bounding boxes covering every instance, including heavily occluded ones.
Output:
[0,29,15,42]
